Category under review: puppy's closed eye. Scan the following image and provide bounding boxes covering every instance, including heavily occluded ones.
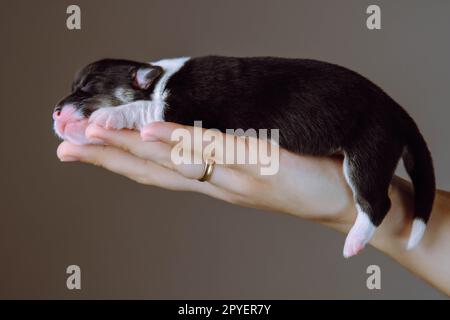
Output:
[114,87,135,103]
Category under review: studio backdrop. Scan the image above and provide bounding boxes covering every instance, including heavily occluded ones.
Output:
[0,0,449,299]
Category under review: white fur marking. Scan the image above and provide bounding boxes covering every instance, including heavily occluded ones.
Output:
[89,100,157,130]
[407,218,426,250]
[150,57,190,121]
[342,154,377,257]
[343,206,377,258]
[343,154,356,197]
[114,87,134,103]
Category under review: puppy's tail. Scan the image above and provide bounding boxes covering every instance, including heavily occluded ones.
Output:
[402,117,435,250]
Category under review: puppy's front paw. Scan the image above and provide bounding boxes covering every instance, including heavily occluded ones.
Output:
[89,107,128,130]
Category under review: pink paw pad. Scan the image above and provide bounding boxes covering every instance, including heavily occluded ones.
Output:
[342,211,376,258]
[343,234,367,258]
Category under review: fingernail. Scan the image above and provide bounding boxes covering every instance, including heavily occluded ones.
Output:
[59,155,79,162]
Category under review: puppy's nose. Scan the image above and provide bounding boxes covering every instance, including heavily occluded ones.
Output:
[53,106,62,119]
[53,104,77,121]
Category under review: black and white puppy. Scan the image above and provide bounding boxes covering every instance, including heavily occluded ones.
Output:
[53,56,436,257]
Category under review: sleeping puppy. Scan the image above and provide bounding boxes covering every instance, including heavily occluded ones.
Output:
[53,56,435,258]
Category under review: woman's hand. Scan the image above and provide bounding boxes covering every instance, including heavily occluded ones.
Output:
[56,121,450,295]
[57,122,355,224]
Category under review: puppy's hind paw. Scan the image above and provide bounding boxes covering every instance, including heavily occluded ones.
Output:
[343,212,376,258]
[89,107,128,130]
[343,234,367,258]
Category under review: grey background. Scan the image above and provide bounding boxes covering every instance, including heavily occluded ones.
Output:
[0,0,449,299]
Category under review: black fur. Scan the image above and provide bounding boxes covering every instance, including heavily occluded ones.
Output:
[163,56,435,227]
[57,56,436,230]
[55,59,162,117]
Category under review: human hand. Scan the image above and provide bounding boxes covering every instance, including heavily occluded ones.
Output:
[56,122,356,225]
[56,122,450,294]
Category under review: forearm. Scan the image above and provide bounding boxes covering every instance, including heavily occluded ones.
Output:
[329,177,450,295]
[59,124,450,295]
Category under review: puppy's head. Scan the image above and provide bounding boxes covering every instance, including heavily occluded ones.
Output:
[53,59,162,144]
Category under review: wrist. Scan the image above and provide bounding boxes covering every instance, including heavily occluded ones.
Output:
[323,176,414,256]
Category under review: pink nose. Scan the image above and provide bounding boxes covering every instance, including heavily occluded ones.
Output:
[53,109,62,120]
[53,104,76,121]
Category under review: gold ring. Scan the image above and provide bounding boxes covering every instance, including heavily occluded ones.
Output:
[198,158,215,182]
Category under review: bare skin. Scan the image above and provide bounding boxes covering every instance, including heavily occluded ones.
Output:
[57,121,450,296]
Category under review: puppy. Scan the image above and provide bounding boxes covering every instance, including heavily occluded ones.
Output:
[53,56,435,257]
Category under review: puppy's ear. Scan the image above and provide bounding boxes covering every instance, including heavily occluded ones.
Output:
[133,65,163,90]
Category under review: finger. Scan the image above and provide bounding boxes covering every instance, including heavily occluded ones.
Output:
[85,124,236,186]
[86,122,266,197]
[141,121,192,144]
[141,121,227,163]
[57,141,192,191]
[141,121,274,175]
[57,141,244,203]
[143,123,256,190]
[85,124,174,169]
